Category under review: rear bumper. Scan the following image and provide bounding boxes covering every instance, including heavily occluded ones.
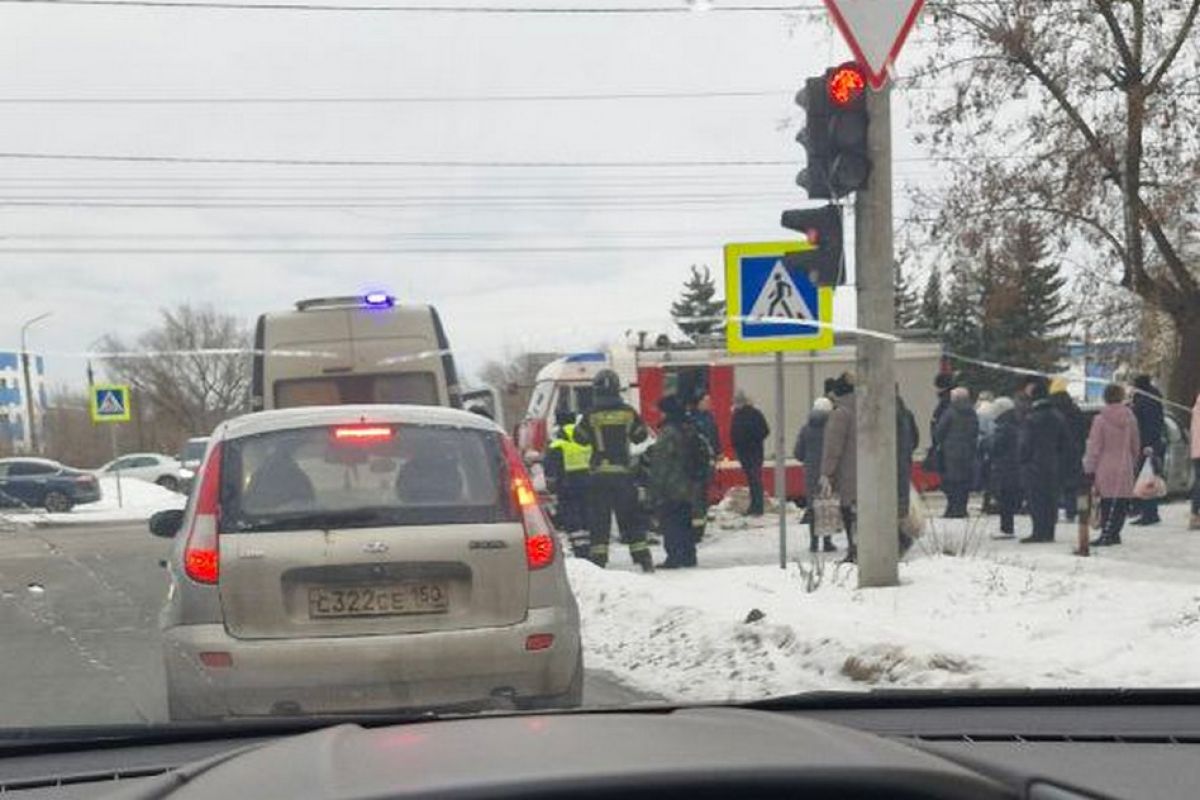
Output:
[162,606,580,718]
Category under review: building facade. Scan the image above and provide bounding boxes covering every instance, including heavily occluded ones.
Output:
[0,352,47,453]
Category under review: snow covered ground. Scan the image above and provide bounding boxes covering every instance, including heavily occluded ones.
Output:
[569,494,1200,702]
[2,477,186,527]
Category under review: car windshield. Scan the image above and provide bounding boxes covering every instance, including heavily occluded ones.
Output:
[2,0,1198,737]
[220,424,509,531]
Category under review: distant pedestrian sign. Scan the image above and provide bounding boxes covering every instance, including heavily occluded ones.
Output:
[724,241,834,353]
[90,384,131,423]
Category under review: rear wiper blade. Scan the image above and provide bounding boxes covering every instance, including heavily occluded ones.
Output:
[232,508,394,532]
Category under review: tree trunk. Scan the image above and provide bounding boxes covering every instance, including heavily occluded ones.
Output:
[1166,307,1200,411]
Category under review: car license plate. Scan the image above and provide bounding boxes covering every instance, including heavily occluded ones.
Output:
[307,583,449,619]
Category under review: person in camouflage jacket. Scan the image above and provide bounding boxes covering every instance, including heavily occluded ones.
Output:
[648,394,701,569]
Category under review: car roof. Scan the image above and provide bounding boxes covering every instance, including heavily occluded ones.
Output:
[109,451,172,459]
[0,457,62,467]
[217,404,503,441]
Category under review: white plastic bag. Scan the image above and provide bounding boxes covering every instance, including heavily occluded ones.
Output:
[901,483,925,539]
[1133,458,1167,500]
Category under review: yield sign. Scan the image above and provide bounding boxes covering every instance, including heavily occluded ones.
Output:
[823,0,926,89]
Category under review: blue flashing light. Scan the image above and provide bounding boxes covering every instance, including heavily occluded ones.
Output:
[363,292,395,308]
[563,352,606,364]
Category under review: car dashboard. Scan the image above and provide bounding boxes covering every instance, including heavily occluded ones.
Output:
[0,697,1196,799]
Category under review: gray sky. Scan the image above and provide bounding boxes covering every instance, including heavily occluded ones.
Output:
[0,1,932,389]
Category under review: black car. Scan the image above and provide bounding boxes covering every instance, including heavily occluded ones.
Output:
[0,458,102,513]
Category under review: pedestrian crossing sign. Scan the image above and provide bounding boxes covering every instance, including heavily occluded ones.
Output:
[90,384,131,423]
[724,240,834,353]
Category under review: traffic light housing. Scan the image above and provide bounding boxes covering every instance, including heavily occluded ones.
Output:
[780,205,844,285]
[796,62,871,199]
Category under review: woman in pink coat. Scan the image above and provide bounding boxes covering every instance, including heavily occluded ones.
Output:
[1083,383,1141,546]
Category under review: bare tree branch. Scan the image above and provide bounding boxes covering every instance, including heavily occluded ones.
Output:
[1092,0,1138,77]
[1147,0,1200,93]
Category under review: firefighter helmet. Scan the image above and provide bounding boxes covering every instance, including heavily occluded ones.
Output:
[592,369,621,397]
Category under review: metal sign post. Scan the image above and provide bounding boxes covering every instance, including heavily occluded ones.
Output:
[109,425,123,509]
[774,351,787,568]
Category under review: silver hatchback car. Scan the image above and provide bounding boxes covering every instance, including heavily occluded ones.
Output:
[150,404,582,721]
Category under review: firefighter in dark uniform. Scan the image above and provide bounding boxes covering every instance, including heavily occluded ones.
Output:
[544,410,593,559]
[573,369,655,573]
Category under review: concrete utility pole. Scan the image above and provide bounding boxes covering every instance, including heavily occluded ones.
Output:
[853,84,899,588]
[19,312,53,455]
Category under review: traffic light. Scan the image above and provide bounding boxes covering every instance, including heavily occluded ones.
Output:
[780,205,844,285]
[796,61,871,199]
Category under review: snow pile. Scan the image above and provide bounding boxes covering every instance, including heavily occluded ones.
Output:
[570,501,1200,702]
[37,476,186,525]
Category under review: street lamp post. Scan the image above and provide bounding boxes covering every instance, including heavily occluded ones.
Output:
[20,312,53,454]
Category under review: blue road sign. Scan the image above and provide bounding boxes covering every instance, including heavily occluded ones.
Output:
[90,384,131,423]
[724,241,834,353]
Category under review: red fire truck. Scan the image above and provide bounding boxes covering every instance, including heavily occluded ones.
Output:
[516,337,944,504]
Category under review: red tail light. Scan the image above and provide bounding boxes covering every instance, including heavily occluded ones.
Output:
[525,634,555,652]
[183,441,223,585]
[74,475,95,486]
[198,651,233,668]
[502,438,555,571]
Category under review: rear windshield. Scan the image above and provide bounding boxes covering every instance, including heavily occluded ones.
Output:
[274,373,439,408]
[219,424,512,532]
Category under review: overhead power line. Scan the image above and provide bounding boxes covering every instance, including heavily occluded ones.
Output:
[0,0,817,11]
[0,0,1035,12]
[0,243,728,254]
[0,151,1033,170]
[0,151,793,168]
[0,88,789,104]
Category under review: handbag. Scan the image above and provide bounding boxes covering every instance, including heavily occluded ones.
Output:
[813,491,844,537]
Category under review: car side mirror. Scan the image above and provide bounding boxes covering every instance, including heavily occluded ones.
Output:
[149,509,185,538]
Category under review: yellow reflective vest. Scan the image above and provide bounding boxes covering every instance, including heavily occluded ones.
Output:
[548,424,593,473]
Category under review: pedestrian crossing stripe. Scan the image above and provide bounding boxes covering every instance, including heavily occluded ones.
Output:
[90,384,132,423]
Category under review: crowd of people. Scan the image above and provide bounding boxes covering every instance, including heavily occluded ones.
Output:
[925,372,1200,546]
[543,366,1200,574]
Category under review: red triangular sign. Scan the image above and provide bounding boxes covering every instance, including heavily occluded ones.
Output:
[823,0,926,89]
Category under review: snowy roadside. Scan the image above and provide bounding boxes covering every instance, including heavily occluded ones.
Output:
[570,498,1200,703]
[2,477,186,528]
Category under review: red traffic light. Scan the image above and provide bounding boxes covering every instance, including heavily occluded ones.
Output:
[826,63,866,107]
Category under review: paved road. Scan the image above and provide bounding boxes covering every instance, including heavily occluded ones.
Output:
[0,520,650,727]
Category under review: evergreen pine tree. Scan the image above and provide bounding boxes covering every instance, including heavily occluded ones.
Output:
[941,263,981,358]
[1002,220,1071,373]
[894,261,921,330]
[670,265,724,338]
[919,269,943,333]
